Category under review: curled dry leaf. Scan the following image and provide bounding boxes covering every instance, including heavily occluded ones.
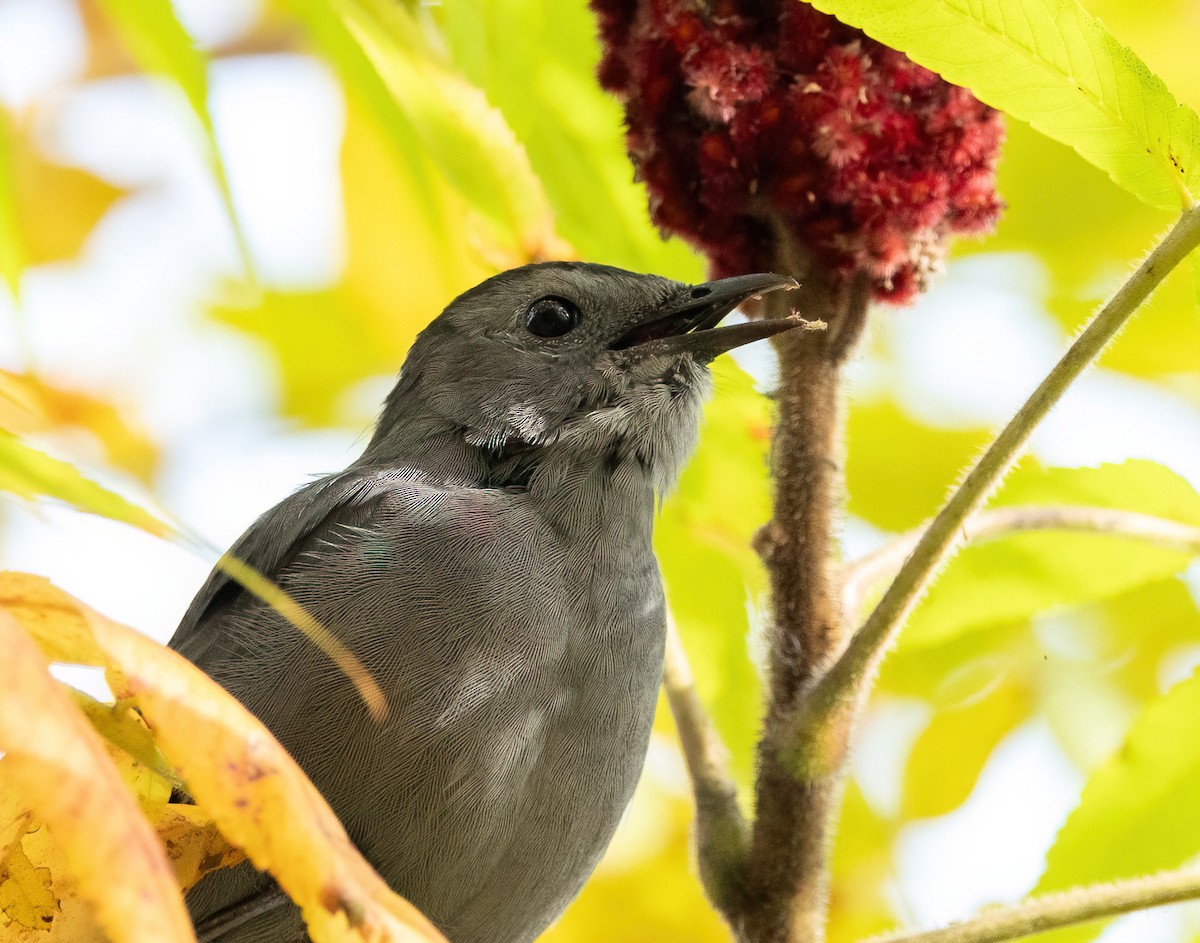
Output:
[66,692,245,893]
[0,802,98,942]
[0,572,447,943]
[0,613,196,943]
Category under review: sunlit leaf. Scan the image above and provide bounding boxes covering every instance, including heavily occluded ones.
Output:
[0,573,446,943]
[213,288,394,426]
[282,0,446,249]
[0,109,123,281]
[0,614,195,942]
[902,460,1200,647]
[657,361,773,781]
[432,0,703,279]
[95,0,254,281]
[1193,249,1200,324]
[333,0,568,264]
[0,814,98,942]
[1032,665,1200,943]
[0,428,172,538]
[0,109,23,302]
[542,750,729,943]
[800,0,1200,210]
[0,371,159,482]
[64,692,245,893]
[1103,579,1200,705]
[0,841,55,933]
[827,783,898,943]
[338,92,492,333]
[901,676,1031,818]
[1033,579,1200,772]
[846,397,993,532]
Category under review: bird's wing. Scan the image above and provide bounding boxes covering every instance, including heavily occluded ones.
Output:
[176,474,575,940]
[168,469,405,663]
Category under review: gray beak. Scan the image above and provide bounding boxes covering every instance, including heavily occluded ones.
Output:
[610,273,801,362]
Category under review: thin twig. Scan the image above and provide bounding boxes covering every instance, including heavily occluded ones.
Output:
[841,505,1200,618]
[866,868,1200,943]
[798,202,1200,738]
[662,616,749,911]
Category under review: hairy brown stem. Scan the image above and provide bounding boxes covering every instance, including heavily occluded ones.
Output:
[733,254,867,943]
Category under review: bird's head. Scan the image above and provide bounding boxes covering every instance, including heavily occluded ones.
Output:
[367,262,798,488]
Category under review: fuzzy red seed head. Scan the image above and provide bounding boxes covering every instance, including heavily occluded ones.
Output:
[591,0,1004,304]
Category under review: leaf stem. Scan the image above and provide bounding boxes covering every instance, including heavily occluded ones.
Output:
[662,616,749,911]
[866,868,1200,943]
[841,505,1200,618]
[805,202,1200,726]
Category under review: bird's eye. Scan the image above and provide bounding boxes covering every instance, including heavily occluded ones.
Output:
[524,297,579,338]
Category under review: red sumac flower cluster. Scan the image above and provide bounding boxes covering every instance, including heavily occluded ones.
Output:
[593,0,1004,303]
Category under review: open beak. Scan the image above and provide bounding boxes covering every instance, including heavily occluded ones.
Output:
[609,273,801,362]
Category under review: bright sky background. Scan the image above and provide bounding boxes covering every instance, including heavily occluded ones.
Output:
[1,1,1198,939]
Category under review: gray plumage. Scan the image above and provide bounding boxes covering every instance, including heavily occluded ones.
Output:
[171,262,798,943]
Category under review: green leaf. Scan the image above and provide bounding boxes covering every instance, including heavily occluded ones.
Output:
[1192,248,1200,323]
[1032,667,1200,943]
[330,0,563,261]
[0,429,172,539]
[211,288,400,426]
[281,0,446,253]
[800,0,1200,210]
[901,676,1030,819]
[828,782,899,942]
[902,460,1200,647]
[95,0,255,282]
[656,361,773,781]
[0,108,23,302]
[432,0,703,279]
[846,398,993,532]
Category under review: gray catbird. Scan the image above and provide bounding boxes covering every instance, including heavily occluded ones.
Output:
[171,262,799,942]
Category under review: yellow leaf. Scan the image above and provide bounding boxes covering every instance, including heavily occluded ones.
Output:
[901,677,1031,820]
[0,613,195,942]
[0,573,447,943]
[0,109,22,300]
[8,113,123,268]
[0,841,55,931]
[332,0,570,265]
[67,693,175,803]
[94,0,254,283]
[150,804,244,896]
[339,93,492,350]
[0,573,102,665]
[0,428,173,539]
[0,815,100,942]
[0,370,159,482]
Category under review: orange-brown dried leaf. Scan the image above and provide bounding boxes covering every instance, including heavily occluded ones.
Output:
[0,613,195,942]
[0,573,447,943]
[150,804,246,894]
[65,692,245,891]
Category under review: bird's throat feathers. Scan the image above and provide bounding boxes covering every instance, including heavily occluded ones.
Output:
[361,356,712,497]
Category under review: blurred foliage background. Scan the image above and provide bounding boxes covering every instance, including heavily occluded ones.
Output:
[2,0,1200,941]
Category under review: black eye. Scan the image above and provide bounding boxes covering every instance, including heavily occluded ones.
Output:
[524,297,579,338]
